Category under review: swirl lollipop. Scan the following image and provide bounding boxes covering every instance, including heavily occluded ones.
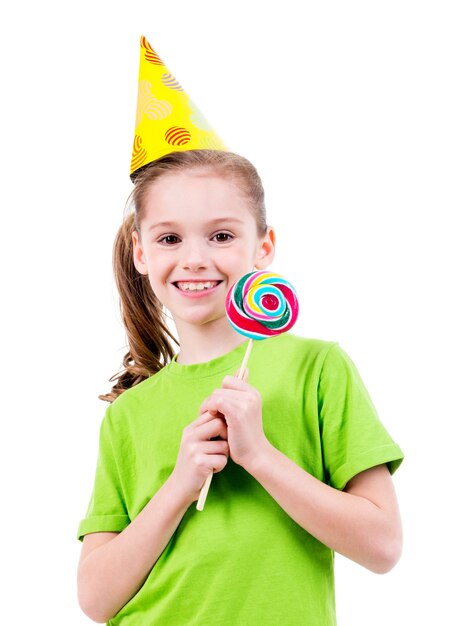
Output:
[227,270,299,333]
[196,271,299,510]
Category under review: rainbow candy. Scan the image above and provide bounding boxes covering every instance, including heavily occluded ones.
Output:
[225,270,299,340]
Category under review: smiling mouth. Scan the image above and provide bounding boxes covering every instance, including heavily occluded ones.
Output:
[173,280,223,292]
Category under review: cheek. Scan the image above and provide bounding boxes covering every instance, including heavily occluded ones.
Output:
[220,242,252,260]
[144,249,168,267]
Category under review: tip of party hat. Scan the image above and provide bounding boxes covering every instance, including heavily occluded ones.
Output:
[130,35,228,181]
[139,35,165,66]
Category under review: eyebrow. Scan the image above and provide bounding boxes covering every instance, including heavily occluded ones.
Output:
[148,217,245,232]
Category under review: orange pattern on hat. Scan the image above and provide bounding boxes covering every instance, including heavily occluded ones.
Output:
[141,36,163,66]
[165,127,192,146]
[131,135,147,172]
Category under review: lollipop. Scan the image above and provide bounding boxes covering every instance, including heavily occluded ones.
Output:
[196,271,299,510]
[226,270,299,337]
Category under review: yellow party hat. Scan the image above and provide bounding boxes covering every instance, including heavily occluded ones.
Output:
[130,36,228,180]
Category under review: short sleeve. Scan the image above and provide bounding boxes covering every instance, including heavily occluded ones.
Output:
[318,344,404,490]
[77,410,131,542]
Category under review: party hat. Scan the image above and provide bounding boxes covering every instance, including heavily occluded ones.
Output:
[130,36,228,180]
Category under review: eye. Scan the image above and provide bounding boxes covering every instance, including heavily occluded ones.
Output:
[158,234,180,245]
[213,232,234,242]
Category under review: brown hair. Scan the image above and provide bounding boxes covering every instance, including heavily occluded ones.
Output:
[99,149,268,402]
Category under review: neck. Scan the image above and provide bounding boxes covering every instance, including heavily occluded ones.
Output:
[174,316,247,365]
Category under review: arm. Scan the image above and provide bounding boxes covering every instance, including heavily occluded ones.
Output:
[245,444,402,574]
[78,410,230,623]
[199,368,403,575]
[78,474,192,623]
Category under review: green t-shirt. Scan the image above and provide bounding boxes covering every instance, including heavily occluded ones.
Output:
[77,332,404,625]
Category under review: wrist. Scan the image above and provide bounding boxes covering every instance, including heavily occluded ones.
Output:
[165,471,196,509]
[240,438,275,477]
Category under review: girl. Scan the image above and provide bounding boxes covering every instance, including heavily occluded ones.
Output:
[77,149,404,625]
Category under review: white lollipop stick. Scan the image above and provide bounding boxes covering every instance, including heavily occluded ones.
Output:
[196,339,253,511]
[238,338,253,378]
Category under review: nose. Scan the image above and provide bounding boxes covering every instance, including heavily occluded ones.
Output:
[180,237,209,271]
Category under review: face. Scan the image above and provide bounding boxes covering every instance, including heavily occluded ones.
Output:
[132,168,276,333]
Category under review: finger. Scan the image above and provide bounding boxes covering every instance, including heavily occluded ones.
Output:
[199,392,232,419]
[199,374,250,414]
[221,375,251,391]
[199,395,226,415]
[193,410,221,427]
[199,386,247,415]
[208,454,228,473]
[195,416,228,441]
[194,451,228,478]
[199,398,220,417]
[198,398,214,415]
[200,407,218,417]
[201,439,229,456]
[200,387,257,424]
[201,394,244,424]
[212,396,243,423]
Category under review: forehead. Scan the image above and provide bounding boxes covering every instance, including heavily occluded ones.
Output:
[141,169,253,223]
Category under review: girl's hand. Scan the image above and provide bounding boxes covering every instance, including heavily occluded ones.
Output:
[170,410,229,504]
[198,368,268,469]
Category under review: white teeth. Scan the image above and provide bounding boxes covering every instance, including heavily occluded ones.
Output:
[177,281,219,291]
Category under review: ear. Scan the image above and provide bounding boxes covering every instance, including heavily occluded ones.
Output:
[254,225,276,270]
[132,230,149,275]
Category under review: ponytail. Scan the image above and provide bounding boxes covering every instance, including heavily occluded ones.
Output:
[99,212,178,403]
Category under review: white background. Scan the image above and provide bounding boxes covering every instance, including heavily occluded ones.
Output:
[1,1,460,623]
